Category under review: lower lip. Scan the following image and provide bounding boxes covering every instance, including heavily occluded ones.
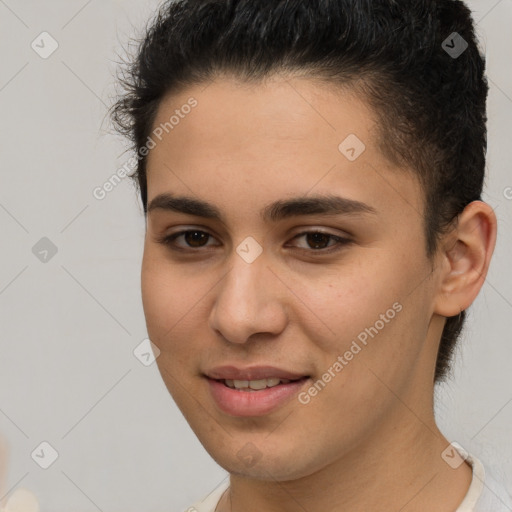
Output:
[206,377,310,417]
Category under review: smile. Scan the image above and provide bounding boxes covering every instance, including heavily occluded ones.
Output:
[206,376,310,416]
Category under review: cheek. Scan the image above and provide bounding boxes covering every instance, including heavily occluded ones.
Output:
[141,250,186,345]
[141,254,167,335]
[320,258,433,393]
[300,256,402,347]
[140,250,211,354]
[141,254,203,399]
[301,249,429,376]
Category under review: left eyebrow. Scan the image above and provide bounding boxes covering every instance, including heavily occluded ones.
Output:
[147,193,378,223]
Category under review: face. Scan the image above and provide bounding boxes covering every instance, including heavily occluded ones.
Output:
[141,75,444,481]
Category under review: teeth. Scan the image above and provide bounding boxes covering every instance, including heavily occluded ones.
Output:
[224,378,291,390]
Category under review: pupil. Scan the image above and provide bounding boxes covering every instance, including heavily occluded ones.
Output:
[308,232,329,249]
[186,231,207,247]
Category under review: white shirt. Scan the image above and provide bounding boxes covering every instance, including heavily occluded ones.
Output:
[185,452,512,512]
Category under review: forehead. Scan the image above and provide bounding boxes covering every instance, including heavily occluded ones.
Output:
[145,75,424,224]
[148,75,377,161]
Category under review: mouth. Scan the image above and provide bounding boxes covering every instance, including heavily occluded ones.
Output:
[205,375,311,416]
[216,376,309,391]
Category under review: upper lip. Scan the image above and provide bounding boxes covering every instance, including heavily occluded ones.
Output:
[205,365,309,381]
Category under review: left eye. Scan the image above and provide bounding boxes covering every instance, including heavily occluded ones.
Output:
[288,231,351,252]
[157,229,352,254]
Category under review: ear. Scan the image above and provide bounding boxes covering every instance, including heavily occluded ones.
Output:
[434,200,497,317]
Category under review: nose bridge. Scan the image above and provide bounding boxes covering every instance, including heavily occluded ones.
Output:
[208,245,287,344]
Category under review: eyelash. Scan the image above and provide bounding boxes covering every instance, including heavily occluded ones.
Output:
[156,229,352,255]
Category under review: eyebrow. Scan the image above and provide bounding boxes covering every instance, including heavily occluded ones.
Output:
[147,192,377,223]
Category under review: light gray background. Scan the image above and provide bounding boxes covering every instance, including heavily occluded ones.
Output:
[0,1,510,511]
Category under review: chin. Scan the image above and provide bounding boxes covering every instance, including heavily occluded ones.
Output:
[199,436,320,482]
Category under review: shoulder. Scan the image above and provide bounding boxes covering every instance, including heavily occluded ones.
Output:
[475,467,512,512]
[457,451,512,512]
[183,478,230,512]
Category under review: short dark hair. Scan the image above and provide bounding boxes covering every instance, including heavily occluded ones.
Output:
[110,0,489,384]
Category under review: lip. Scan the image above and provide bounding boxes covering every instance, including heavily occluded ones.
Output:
[204,365,309,381]
[206,376,311,417]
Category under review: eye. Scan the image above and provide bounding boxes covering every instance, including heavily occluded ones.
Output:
[156,229,352,254]
[157,229,217,251]
[288,230,352,253]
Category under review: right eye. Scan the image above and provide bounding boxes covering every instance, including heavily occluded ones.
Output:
[156,229,218,251]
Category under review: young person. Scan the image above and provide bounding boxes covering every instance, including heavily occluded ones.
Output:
[110,1,511,510]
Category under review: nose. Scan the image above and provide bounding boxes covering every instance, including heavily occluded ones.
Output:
[208,249,288,345]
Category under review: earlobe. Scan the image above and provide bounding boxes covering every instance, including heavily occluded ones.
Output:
[434,201,497,317]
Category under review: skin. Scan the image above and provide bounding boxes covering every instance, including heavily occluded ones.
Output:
[141,75,497,511]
